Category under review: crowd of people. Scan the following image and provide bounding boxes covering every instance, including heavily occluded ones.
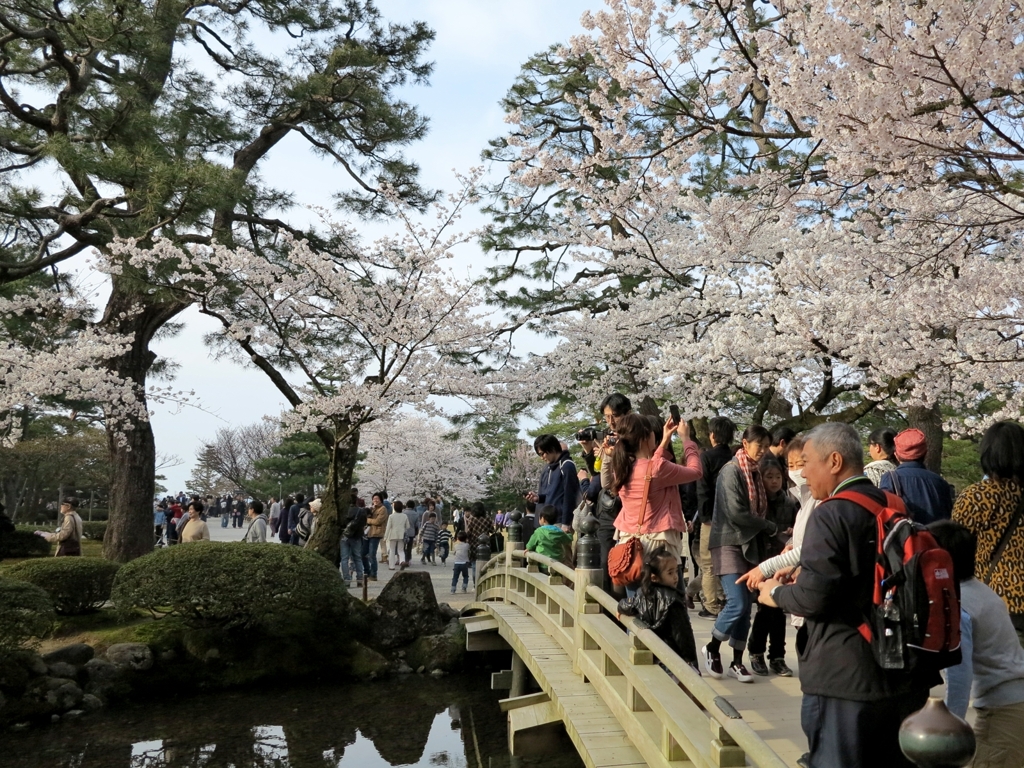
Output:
[521,393,1024,768]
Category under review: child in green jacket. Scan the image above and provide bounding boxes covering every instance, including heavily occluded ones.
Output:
[526,505,573,566]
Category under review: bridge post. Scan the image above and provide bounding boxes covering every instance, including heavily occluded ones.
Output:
[506,511,523,602]
[573,515,603,675]
[476,533,491,597]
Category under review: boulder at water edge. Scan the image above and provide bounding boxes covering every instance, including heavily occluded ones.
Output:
[368,571,446,649]
[42,644,94,667]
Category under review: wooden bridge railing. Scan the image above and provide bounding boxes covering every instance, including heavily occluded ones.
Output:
[473,522,791,768]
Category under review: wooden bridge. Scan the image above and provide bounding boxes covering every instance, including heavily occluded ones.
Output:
[460,528,806,768]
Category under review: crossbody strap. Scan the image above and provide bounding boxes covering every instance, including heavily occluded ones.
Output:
[984,489,1024,583]
[636,465,653,534]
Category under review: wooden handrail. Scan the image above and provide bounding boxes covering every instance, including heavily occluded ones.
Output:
[521,549,576,583]
[585,584,790,768]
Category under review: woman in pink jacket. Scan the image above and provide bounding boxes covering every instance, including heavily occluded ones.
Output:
[610,413,703,570]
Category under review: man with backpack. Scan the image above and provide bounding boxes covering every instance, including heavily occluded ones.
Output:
[757,423,945,768]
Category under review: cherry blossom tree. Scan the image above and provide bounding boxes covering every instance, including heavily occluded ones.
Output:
[107,182,513,561]
[485,0,1024,469]
[357,415,488,503]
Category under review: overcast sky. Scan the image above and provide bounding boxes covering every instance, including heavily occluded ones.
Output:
[153,1,600,492]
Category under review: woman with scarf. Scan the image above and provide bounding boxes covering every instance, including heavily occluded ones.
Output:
[704,425,779,683]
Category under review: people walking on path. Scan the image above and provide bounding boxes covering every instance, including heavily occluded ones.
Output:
[242,500,268,542]
[384,500,410,571]
[181,501,211,543]
[364,493,387,581]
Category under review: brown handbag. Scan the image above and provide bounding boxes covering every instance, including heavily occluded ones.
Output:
[607,466,652,586]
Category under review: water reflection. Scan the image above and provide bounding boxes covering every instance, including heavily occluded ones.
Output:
[1,674,583,768]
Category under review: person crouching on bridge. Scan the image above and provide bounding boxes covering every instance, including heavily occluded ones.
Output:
[617,546,699,672]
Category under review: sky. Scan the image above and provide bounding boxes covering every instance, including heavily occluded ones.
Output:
[152,0,602,492]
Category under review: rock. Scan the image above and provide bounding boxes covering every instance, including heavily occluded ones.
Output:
[105,643,153,672]
[368,571,446,649]
[416,665,425,674]
[80,694,103,712]
[157,649,177,663]
[348,642,391,680]
[396,662,413,674]
[204,648,220,661]
[10,722,29,732]
[51,714,60,723]
[430,668,445,678]
[21,677,82,715]
[437,602,460,621]
[0,655,30,692]
[83,658,128,702]
[403,627,466,674]
[63,709,84,720]
[42,644,94,668]
[46,662,79,681]
[24,654,47,677]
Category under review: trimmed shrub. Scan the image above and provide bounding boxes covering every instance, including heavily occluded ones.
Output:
[0,578,56,653]
[112,542,347,630]
[0,530,51,559]
[81,521,108,541]
[5,558,121,615]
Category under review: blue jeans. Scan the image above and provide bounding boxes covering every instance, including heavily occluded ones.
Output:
[712,573,752,651]
[452,562,469,591]
[422,540,436,562]
[362,537,380,578]
[340,537,364,582]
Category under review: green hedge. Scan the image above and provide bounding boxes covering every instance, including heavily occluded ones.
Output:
[81,521,108,541]
[5,558,121,615]
[112,542,347,630]
[0,578,55,653]
[0,530,51,559]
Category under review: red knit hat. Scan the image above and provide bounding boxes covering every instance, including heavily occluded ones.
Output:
[894,428,928,461]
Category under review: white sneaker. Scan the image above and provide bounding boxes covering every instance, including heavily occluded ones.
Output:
[728,662,754,683]
[702,645,723,679]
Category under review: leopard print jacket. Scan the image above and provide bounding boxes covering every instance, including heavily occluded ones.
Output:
[953,478,1024,614]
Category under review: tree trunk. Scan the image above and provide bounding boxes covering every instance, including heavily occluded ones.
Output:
[307,430,360,565]
[101,280,188,562]
[3,475,22,520]
[908,403,944,474]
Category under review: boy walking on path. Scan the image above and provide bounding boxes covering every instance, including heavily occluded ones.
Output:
[451,531,471,593]
[437,525,452,565]
[419,512,440,564]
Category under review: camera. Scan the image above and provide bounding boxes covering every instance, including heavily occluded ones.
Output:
[575,426,606,442]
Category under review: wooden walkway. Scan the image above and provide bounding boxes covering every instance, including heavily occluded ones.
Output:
[487,600,648,768]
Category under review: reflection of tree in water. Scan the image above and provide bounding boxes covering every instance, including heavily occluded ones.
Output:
[1,676,579,768]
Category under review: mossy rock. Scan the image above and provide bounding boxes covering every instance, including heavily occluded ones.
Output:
[404,625,466,673]
[348,641,391,679]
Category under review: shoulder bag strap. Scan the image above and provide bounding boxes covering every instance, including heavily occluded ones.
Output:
[636,465,653,534]
[984,488,1024,583]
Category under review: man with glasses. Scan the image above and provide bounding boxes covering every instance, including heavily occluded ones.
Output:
[525,434,580,533]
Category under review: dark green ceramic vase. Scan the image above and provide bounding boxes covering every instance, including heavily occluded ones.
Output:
[899,697,976,768]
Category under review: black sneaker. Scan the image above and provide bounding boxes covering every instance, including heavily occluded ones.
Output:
[697,608,718,620]
[797,753,810,768]
[727,662,754,683]
[701,645,724,679]
[749,653,770,676]
[769,658,793,677]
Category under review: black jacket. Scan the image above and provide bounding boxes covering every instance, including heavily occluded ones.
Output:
[695,444,733,524]
[708,460,778,564]
[617,585,697,666]
[341,506,367,539]
[773,478,941,701]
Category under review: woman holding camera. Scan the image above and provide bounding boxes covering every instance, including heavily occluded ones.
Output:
[609,413,702,576]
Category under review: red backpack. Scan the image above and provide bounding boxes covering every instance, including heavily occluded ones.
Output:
[833,489,962,672]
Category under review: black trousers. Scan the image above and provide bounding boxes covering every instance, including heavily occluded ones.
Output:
[801,688,928,768]
[748,604,787,659]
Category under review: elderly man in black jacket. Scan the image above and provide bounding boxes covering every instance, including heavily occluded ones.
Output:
[757,423,939,768]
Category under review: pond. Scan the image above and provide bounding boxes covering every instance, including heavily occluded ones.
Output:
[1,673,585,768]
